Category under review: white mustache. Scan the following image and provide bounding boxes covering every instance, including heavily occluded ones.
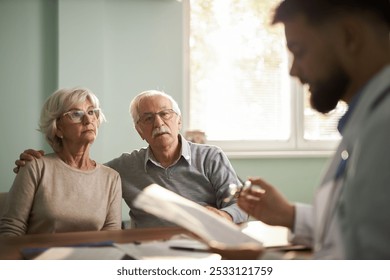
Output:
[152,126,170,138]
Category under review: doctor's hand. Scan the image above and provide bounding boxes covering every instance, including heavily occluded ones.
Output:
[238,177,295,230]
[13,149,45,173]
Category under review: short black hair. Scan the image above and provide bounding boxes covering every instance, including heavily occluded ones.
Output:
[272,0,390,28]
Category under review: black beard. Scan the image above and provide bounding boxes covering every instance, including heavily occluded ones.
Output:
[309,66,350,114]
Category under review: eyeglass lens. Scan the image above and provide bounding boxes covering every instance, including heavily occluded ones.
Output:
[139,109,175,124]
[65,109,100,123]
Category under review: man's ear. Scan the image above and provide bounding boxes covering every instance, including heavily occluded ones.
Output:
[178,116,182,130]
[135,125,145,140]
[335,16,364,58]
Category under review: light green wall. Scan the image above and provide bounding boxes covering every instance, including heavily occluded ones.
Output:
[0,0,330,221]
[230,157,329,203]
[0,0,57,188]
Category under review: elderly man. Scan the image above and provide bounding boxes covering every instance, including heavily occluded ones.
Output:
[15,90,247,228]
[106,90,247,227]
[238,0,390,259]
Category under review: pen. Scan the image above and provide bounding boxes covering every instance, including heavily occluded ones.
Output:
[169,246,209,253]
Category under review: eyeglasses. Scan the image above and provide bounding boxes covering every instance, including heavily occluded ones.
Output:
[223,180,252,203]
[138,109,177,125]
[62,108,100,123]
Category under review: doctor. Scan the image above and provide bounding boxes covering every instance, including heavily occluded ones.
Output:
[238,0,390,259]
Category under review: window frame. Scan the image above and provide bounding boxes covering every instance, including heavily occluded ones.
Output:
[182,0,340,158]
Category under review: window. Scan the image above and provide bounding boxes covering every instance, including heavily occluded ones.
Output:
[184,0,346,156]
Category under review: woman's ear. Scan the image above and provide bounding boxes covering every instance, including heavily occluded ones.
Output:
[56,120,64,139]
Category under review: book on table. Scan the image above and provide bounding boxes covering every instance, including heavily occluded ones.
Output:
[132,183,264,259]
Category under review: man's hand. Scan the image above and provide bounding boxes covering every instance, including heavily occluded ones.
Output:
[205,206,233,222]
[13,149,45,173]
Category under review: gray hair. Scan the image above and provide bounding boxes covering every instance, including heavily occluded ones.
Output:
[129,90,181,126]
[39,87,106,151]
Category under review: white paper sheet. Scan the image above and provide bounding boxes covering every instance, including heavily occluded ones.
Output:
[34,247,125,260]
[114,238,221,260]
[240,221,289,248]
[133,184,263,248]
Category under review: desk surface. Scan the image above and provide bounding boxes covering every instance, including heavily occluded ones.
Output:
[0,226,190,260]
[0,222,311,260]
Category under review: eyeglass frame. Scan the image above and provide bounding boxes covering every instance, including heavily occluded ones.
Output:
[137,109,177,125]
[223,180,253,203]
[62,108,101,123]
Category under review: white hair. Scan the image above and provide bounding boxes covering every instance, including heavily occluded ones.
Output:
[129,90,181,126]
[39,87,106,151]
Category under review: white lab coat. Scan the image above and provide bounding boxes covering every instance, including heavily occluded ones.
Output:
[290,65,390,259]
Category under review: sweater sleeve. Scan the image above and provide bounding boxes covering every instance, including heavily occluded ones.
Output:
[207,147,248,223]
[0,160,40,236]
[102,172,122,230]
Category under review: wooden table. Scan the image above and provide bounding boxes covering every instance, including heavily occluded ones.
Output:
[0,226,190,260]
[0,222,311,260]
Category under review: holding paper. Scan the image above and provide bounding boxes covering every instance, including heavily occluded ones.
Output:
[133,184,263,259]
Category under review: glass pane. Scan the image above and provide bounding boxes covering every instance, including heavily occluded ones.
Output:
[189,0,291,141]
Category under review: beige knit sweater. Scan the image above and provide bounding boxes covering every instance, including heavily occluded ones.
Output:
[0,153,122,236]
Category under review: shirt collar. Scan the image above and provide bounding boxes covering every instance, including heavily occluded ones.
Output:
[338,64,390,134]
[337,89,363,135]
[144,134,192,171]
[180,134,192,164]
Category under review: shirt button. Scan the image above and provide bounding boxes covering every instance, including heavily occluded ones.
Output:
[341,150,349,160]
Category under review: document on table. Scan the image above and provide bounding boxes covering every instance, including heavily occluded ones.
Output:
[33,237,221,260]
[240,221,290,248]
[34,246,126,260]
[114,238,221,260]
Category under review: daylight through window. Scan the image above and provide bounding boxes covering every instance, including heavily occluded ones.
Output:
[186,0,346,154]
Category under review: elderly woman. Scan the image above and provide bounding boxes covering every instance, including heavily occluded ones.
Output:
[0,87,122,236]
